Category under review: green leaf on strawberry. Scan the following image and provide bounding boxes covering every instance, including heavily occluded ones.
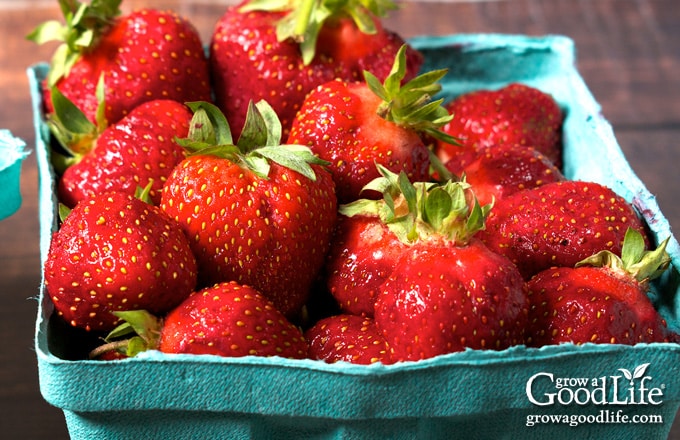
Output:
[241,0,398,65]
[576,227,672,283]
[178,100,329,181]
[47,81,109,172]
[340,165,491,245]
[27,0,123,85]
[363,45,459,145]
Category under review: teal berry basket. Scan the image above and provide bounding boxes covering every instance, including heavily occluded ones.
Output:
[0,129,29,220]
[29,34,680,440]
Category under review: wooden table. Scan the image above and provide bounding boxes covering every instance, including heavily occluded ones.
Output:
[1,1,678,438]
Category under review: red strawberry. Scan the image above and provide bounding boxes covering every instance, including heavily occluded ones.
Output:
[51,96,193,208]
[209,0,423,139]
[376,241,529,361]
[446,144,566,206]
[160,101,337,319]
[43,191,197,332]
[478,180,650,280]
[324,165,464,318]
[90,281,309,359]
[305,314,390,364]
[526,229,674,346]
[435,83,564,168]
[325,215,408,318]
[160,282,308,358]
[332,166,528,361]
[29,1,211,126]
[288,46,457,203]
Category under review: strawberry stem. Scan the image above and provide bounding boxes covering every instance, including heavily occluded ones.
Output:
[240,0,398,65]
[576,228,672,283]
[87,309,164,359]
[27,0,122,85]
[293,0,316,40]
[176,100,329,181]
[340,165,491,245]
[364,45,460,145]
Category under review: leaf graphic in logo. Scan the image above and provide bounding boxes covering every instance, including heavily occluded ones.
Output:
[619,363,650,386]
[618,368,633,381]
[633,363,650,379]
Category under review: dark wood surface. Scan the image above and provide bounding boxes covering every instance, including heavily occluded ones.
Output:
[1,1,678,438]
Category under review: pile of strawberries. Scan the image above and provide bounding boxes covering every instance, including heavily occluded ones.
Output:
[35,0,677,364]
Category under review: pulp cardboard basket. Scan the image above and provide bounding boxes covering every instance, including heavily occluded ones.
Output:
[0,129,28,220]
[29,34,680,440]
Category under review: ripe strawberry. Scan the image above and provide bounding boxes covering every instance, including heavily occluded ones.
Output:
[29,1,211,126]
[435,83,564,168]
[160,282,309,358]
[478,180,650,280]
[209,0,423,138]
[288,45,457,203]
[305,314,390,364]
[526,228,675,346]
[160,101,337,319]
[376,241,529,361]
[50,93,193,208]
[332,166,528,361]
[325,215,408,318]
[446,144,566,206]
[43,191,198,332]
[90,281,309,359]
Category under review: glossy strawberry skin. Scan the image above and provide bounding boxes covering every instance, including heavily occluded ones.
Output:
[325,215,409,318]
[446,144,566,206]
[43,192,198,332]
[315,15,424,85]
[305,314,390,364]
[159,281,309,359]
[43,9,212,125]
[288,79,431,203]
[160,155,337,319]
[209,2,422,139]
[436,83,563,168]
[374,240,529,362]
[478,180,650,280]
[58,100,193,208]
[526,266,672,346]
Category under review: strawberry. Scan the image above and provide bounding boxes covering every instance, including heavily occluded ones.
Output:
[324,215,408,318]
[446,143,566,206]
[90,281,309,359]
[376,241,529,361]
[48,91,193,208]
[305,314,390,364]
[209,0,423,139]
[28,1,211,126]
[160,101,337,319]
[478,180,650,280]
[160,282,308,358]
[43,190,198,332]
[435,83,564,168]
[526,228,675,346]
[288,45,457,203]
[334,166,528,361]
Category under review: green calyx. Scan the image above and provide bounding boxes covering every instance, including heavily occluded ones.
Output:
[364,45,459,145]
[27,0,123,86]
[240,0,397,65]
[339,164,491,245]
[576,228,672,283]
[47,75,108,173]
[176,100,329,181]
[88,310,163,359]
